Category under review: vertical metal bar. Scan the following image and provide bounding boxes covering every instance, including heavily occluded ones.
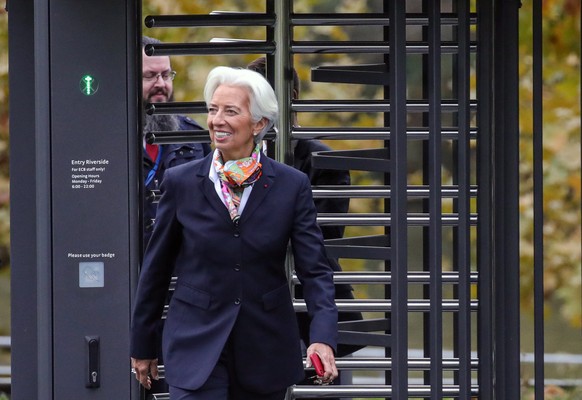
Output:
[453,0,472,398]
[476,0,494,397]
[265,0,277,161]
[274,0,292,166]
[422,1,431,394]
[34,1,54,398]
[493,0,522,397]
[532,0,545,397]
[273,0,295,299]
[8,0,53,398]
[427,1,443,398]
[130,2,142,398]
[382,1,392,390]
[388,0,409,398]
[421,5,431,398]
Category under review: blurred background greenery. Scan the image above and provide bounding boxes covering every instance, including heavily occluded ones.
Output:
[0,0,580,397]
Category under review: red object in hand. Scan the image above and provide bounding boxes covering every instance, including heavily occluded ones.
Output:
[309,353,324,377]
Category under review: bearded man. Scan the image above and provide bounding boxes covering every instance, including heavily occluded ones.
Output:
[141,36,211,246]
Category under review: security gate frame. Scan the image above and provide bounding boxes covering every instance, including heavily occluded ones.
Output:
[141,1,521,399]
[8,0,531,399]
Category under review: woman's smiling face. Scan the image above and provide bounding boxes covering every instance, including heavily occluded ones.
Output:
[207,84,266,162]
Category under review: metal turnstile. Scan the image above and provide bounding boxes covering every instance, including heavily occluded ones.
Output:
[141,1,520,399]
[8,0,521,399]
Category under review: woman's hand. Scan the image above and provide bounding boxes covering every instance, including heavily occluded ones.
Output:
[306,343,338,384]
[131,357,159,389]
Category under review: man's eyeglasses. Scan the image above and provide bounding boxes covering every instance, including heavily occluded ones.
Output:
[143,71,176,82]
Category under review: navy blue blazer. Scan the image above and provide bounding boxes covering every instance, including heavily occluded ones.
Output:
[131,153,338,394]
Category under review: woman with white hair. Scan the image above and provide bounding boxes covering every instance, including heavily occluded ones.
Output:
[131,66,338,399]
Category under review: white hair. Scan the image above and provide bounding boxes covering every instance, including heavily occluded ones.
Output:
[204,66,278,143]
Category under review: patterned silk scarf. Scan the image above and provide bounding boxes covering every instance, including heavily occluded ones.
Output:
[213,144,263,222]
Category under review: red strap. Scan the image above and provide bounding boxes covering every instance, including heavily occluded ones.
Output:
[145,143,159,160]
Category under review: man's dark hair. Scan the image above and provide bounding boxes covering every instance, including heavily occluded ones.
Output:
[142,35,162,48]
[247,57,300,98]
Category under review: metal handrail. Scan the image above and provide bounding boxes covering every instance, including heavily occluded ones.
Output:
[145,41,276,57]
[292,99,477,112]
[147,212,479,227]
[292,271,479,285]
[316,213,478,226]
[154,356,479,380]
[148,185,478,203]
[142,99,478,115]
[292,41,477,54]
[145,13,276,28]
[143,12,479,29]
[292,126,478,140]
[291,12,478,26]
[149,384,480,400]
[287,384,479,398]
[292,299,479,312]
[167,271,479,291]
[162,299,478,318]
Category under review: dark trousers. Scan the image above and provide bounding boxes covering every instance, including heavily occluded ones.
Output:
[168,338,287,400]
[169,385,286,400]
